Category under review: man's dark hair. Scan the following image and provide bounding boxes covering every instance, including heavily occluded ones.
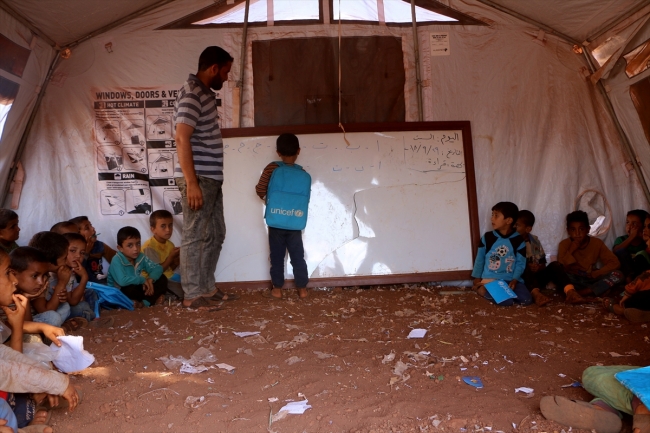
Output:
[0,209,18,230]
[517,210,536,228]
[117,226,141,246]
[150,210,173,228]
[10,247,48,272]
[63,232,86,245]
[28,231,69,265]
[627,209,649,223]
[50,221,79,234]
[68,216,89,227]
[276,133,300,157]
[491,202,519,224]
[198,46,234,71]
[566,210,590,228]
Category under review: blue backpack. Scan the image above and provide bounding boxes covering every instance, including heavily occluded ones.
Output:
[264,161,311,230]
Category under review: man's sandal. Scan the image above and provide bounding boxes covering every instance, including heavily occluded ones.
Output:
[206,287,240,301]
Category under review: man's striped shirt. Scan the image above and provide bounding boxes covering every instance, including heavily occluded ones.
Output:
[173,74,223,181]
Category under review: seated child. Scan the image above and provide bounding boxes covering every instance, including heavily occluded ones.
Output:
[108,226,167,307]
[69,216,116,284]
[613,209,649,281]
[10,244,70,329]
[142,210,182,299]
[0,249,80,433]
[541,365,649,433]
[46,233,97,322]
[471,202,532,306]
[516,210,588,305]
[558,211,623,297]
[49,221,79,235]
[0,210,20,254]
[255,133,310,300]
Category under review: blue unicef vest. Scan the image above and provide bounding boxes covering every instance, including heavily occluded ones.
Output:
[264,161,311,230]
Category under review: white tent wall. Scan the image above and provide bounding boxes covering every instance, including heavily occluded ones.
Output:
[0,10,55,200]
[4,0,648,279]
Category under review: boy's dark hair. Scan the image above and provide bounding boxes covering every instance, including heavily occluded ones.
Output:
[10,247,48,272]
[150,210,173,228]
[566,210,590,228]
[276,133,300,157]
[627,209,649,223]
[198,46,234,71]
[117,226,141,246]
[491,202,519,223]
[50,221,79,234]
[68,216,89,227]
[0,209,18,230]
[28,232,69,265]
[63,232,86,245]
[517,210,535,228]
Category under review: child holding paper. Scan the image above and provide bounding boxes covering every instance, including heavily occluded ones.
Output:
[471,202,532,306]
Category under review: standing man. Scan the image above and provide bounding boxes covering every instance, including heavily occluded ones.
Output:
[174,46,239,308]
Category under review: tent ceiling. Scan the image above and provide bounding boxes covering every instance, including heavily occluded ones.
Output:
[487,0,650,43]
[1,0,162,47]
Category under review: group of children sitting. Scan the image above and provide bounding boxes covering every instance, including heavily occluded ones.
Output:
[0,209,179,432]
[472,202,650,322]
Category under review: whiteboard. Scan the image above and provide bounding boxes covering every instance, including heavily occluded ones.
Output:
[217,122,478,287]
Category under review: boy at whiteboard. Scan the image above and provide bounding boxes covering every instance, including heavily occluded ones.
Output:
[256,133,311,300]
[471,202,533,306]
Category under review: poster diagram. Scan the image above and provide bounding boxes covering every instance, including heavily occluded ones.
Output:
[93,88,181,219]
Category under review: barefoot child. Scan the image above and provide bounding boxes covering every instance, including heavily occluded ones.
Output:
[0,210,20,254]
[471,202,532,306]
[142,210,182,298]
[255,133,311,300]
[558,211,623,298]
[515,210,588,305]
[0,249,79,433]
[108,226,167,307]
[69,216,116,284]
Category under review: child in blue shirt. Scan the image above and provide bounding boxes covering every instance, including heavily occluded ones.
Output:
[108,226,167,308]
[472,201,532,306]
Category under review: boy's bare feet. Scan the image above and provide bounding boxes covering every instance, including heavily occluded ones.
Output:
[297,288,308,299]
[531,288,551,306]
[603,298,624,315]
[271,287,282,299]
[133,300,144,309]
[475,285,487,297]
[28,410,50,426]
[565,289,586,304]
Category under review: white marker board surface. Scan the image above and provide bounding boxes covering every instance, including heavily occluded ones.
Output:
[217,122,478,287]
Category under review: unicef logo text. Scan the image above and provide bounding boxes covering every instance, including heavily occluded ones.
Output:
[270,208,304,217]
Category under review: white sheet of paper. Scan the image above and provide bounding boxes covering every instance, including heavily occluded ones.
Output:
[278,400,312,414]
[515,387,534,394]
[407,329,427,339]
[233,331,260,337]
[50,336,95,373]
[216,363,236,372]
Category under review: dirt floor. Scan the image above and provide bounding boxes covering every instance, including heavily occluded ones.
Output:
[48,284,649,433]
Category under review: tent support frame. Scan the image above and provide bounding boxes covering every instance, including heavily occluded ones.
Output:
[1,51,61,205]
[411,0,424,121]
[0,0,58,47]
[477,0,650,205]
[237,0,251,127]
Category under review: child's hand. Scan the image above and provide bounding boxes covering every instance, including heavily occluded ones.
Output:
[508,279,518,289]
[1,294,27,329]
[56,265,73,285]
[171,247,180,259]
[61,384,79,411]
[57,289,68,303]
[619,294,630,307]
[47,394,59,408]
[630,224,640,239]
[40,324,65,346]
[0,419,14,433]
[71,259,88,279]
[144,278,154,296]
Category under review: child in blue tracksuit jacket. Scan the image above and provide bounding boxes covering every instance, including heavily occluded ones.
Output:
[107,226,167,308]
[471,202,532,306]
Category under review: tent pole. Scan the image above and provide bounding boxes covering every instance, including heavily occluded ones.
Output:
[587,1,650,43]
[581,50,650,205]
[237,0,250,127]
[0,0,58,48]
[1,51,61,206]
[411,0,423,121]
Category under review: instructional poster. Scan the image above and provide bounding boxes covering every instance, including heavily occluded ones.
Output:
[92,87,183,218]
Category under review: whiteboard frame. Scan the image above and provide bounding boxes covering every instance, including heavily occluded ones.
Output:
[221,121,479,288]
